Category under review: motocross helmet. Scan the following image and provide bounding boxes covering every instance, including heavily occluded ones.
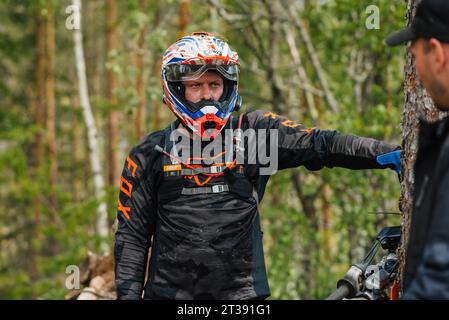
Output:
[161,32,241,139]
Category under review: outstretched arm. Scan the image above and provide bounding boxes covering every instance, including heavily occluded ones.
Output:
[246,110,400,172]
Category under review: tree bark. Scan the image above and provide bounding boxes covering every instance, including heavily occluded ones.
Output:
[45,2,59,249]
[399,0,445,292]
[72,95,82,203]
[282,22,318,121]
[266,0,284,114]
[151,0,162,131]
[178,0,191,38]
[135,0,147,141]
[106,0,120,189]
[73,0,110,244]
[320,182,332,262]
[31,1,45,289]
[287,1,340,113]
[347,50,372,112]
[291,170,319,297]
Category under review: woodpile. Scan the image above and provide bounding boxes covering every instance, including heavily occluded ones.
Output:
[65,251,116,300]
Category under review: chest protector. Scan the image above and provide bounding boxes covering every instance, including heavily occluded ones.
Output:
[156,114,257,205]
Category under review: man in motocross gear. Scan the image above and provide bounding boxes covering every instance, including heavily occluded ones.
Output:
[115,32,401,300]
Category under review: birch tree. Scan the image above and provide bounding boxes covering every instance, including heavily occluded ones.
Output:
[72,0,110,245]
[106,0,120,189]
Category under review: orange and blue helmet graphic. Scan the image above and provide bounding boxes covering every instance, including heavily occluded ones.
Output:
[161,32,241,139]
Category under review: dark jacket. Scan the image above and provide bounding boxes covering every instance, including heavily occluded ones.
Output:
[114,110,399,300]
[403,117,449,299]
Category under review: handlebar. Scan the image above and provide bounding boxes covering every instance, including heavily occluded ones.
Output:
[325,226,401,301]
[326,282,352,300]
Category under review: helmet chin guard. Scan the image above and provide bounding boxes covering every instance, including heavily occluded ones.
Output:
[184,101,232,139]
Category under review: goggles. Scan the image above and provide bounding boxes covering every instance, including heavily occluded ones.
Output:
[164,64,239,82]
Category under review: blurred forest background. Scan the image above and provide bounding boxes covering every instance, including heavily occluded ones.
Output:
[0,0,408,299]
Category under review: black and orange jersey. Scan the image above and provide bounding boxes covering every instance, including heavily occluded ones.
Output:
[114,110,399,300]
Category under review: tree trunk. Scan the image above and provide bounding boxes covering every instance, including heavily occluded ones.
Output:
[134,0,147,142]
[72,95,82,203]
[151,0,162,130]
[73,0,110,245]
[178,0,191,38]
[31,2,45,290]
[106,0,120,189]
[282,22,318,121]
[320,183,332,262]
[45,2,59,254]
[291,171,319,298]
[399,0,444,293]
[287,0,340,113]
[267,0,284,114]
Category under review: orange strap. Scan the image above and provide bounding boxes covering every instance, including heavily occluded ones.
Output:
[193,175,213,186]
[390,279,399,300]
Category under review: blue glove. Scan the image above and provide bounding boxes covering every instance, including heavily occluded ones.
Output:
[376,150,401,175]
